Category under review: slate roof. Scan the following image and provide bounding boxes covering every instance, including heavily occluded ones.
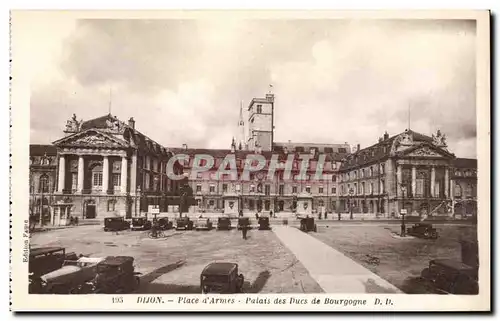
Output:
[339,130,438,171]
[29,144,58,156]
[452,158,477,168]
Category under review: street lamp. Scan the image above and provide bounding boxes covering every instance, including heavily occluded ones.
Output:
[135,186,141,217]
[348,188,354,220]
[400,185,407,237]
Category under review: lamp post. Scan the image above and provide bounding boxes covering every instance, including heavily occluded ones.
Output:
[400,185,407,237]
[135,186,141,217]
[349,188,354,220]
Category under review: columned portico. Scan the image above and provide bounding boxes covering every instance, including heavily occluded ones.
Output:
[102,156,109,194]
[430,166,436,197]
[77,155,84,192]
[121,156,128,194]
[57,155,65,193]
[396,165,402,197]
[411,166,416,197]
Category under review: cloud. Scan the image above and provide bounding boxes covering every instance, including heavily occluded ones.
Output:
[30,18,477,158]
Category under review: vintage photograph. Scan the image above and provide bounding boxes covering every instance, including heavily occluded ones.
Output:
[10,10,490,311]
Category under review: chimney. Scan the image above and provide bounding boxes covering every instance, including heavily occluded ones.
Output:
[357,144,360,152]
[266,93,275,102]
[383,131,389,140]
[128,117,135,129]
[182,143,188,151]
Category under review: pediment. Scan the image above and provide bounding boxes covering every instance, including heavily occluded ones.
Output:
[403,144,453,159]
[53,130,129,149]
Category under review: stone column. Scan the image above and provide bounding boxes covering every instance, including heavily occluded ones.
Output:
[411,166,417,197]
[121,156,128,193]
[77,155,84,193]
[430,166,436,197]
[396,165,402,197]
[102,156,109,194]
[131,154,137,196]
[57,155,66,193]
[444,167,449,198]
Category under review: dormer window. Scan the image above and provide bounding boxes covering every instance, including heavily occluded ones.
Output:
[256,104,262,113]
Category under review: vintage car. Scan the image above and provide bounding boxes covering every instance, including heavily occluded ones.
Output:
[104,216,129,232]
[29,247,78,277]
[38,256,105,294]
[420,259,478,294]
[299,217,317,232]
[195,218,213,231]
[176,217,194,230]
[407,223,439,239]
[217,217,232,230]
[258,217,271,230]
[200,262,244,294]
[237,217,252,230]
[130,217,152,231]
[157,217,173,230]
[91,256,141,294]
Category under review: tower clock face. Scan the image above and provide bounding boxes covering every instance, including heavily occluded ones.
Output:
[256,172,265,180]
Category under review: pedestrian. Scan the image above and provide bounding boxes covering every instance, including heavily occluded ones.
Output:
[239,209,243,217]
[241,223,248,240]
[269,210,273,218]
[324,211,328,219]
[338,212,341,221]
[255,212,259,220]
[75,216,79,225]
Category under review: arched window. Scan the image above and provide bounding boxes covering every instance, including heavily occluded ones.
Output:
[370,166,373,177]
[91,164,103,188]
[465,184,473,197]
[454,184,462,197]
[39,175,49,193]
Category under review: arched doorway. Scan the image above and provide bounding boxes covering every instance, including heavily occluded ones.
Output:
[369,200,374,213]
[278,200,284,211]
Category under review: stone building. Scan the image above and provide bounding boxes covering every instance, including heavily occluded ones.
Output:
[451,158,477,217]
[29,144,58,224]
[31,113,184,224]
[337,129,472,218]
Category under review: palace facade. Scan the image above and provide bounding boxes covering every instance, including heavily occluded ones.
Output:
[29,91,477,223]
[337,129,477,218]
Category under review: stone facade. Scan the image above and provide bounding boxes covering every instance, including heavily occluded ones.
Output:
[337,129,477,219]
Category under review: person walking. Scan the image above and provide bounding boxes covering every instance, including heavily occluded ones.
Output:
[241,222,248,240]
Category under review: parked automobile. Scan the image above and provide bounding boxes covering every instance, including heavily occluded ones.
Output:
[38,256,105,294]
[200,262,244,294]
[217,217,232,230]
[299,217,317,232]
[195,218,213,231]
[237,217,252,230]
[420,259,478,294]
[157,217,173,230]
[176,217,194,230]
[90,256,141,294]
[29,247,78,278]
[258,217,271,230]
[104,217,129,232]
[407,223,439,239]
[130,217,152,231]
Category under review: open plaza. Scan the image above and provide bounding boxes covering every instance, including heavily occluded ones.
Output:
[30,217,477,294]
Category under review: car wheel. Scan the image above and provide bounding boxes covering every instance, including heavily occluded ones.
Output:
[424,231,430,238]
[104,228,108,232]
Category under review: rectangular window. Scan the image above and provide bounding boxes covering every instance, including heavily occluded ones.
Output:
[93,172,103,187]
[209,185,215,193]
[256,104,262,113]
[196,185,202,192]
[305,186,311,193]
[295,146,305,153]
[319,187,324,194]
[338,148,347,153]
[265,185,270,195]
[332,187,337,195]
[112,174,121,187]
[197,173,203,179]
[209,200,215,207]
[222,184,228,193]
[292,186,298,194]
[250,184,255,192]
[324,147,333,153]
[279,185,284,196]
[71,173,78,190]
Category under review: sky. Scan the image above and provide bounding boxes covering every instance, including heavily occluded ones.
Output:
[28,16,477,158]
